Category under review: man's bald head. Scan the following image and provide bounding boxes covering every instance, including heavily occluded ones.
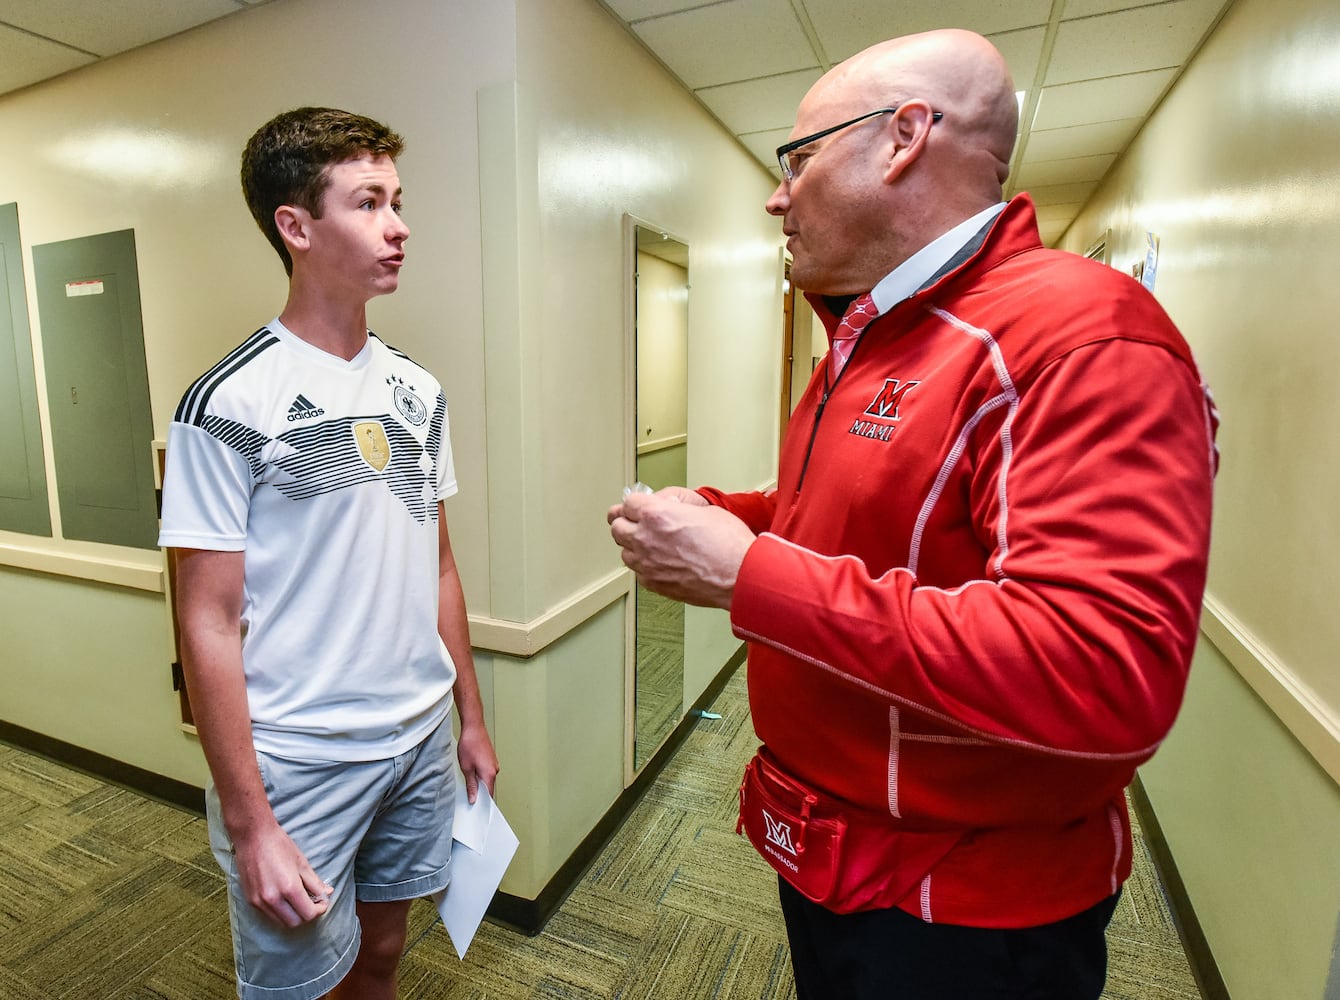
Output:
[767,29,1020,294]
[816,28,1017,187]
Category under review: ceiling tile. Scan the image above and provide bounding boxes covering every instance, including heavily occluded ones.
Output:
[736,125,792,167]
[1045,0,1223,86]
[631,0,818,89]
[1022,180,1100,206]
[603,0,715,20]
[804,0,1053,63]
[1035,201,1088,224]
[1,0,241,56]
[985,25,1046,95]
[1023,117,1142,161]
[1014,152,1117,188]
[1031,67,1177,130]
[1063,0,1177,18]
[695,68,822,134]
[1037,217,1072,243]
[0,23,94,92]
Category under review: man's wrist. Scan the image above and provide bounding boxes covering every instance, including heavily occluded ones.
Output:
[223,805,278,843]
[457,711,488,732]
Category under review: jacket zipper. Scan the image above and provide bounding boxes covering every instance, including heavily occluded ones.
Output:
[787,210,999,499]
[795,330,869,493]
[795,389,829,493]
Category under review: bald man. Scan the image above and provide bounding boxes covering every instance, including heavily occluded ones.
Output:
[609,28,1217,1000]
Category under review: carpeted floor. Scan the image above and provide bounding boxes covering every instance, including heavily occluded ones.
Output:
[0,665,1203,998]
[634,586,686,768]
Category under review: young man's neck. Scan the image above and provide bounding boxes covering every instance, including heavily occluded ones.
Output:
[279,279,370,361]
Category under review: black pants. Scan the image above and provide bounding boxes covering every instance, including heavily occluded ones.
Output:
[778,878,1120,1000]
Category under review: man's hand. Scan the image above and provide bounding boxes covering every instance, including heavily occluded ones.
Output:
[233,822,334,928]
[458,722,500,804]
[605,484,707,528]
[608,488,755,608]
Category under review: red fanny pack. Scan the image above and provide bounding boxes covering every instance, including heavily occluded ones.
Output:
[737,748,963,914]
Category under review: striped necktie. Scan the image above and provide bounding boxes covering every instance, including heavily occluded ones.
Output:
[830,292,879,380]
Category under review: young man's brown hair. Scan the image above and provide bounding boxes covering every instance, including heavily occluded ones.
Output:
[240,106,405,275]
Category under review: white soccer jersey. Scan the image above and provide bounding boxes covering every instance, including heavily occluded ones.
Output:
[159,320,457,761]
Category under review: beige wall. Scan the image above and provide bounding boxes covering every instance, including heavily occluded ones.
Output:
[1056,0,1340,993]
[1151,638,1340,999]
[515,0,784,587]
[490,0,783,887]
[0,0,782,900]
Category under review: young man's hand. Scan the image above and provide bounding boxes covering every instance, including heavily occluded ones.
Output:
[457,723,499,804]
[234,821,334,928]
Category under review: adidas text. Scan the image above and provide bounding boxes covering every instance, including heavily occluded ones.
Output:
[287,394,325,421]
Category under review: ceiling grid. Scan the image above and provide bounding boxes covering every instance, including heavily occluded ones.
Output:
[0,0,1234,245]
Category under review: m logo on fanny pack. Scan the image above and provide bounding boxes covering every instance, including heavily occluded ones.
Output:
[762,808,798,856]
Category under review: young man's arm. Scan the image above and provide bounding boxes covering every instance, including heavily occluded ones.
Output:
[436,505,499,803]
[174,547,333,927]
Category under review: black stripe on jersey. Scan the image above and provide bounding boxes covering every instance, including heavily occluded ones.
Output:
[175,327,280,426]
[197,415,273,476]
[175,327,269,423]
[425,392,447,462]
[274,417,433,523]
[368,330,429,372]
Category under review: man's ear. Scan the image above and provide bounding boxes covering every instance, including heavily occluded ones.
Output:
[881,102,936,185]
[274,205,310,257]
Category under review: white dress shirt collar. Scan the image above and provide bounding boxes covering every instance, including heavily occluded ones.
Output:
[868,202,1007,315]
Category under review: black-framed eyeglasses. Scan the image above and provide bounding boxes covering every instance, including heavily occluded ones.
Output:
[775,106,943,182]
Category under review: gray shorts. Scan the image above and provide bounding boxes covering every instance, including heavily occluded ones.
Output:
[206,718,456,1000]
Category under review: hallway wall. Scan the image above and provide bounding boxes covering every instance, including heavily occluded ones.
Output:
[513,0,784,721]
[1055,0,1340,993]
[0,0,782,901]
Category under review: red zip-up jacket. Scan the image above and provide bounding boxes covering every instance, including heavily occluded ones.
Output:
[705,196,1217,927]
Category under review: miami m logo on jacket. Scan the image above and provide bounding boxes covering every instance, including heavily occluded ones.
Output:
[865,378,921,420]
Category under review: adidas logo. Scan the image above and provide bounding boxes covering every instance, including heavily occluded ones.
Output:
[287,394,325,422]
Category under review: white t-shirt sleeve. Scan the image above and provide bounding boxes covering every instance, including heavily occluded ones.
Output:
[157,421,252,550]
[436,394,458,502]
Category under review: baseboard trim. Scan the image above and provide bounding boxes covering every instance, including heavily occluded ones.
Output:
[488,644,748,935]
[1129,775,1231,1000]
[0,719,205,814]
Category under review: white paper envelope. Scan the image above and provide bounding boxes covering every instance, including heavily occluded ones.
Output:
[431,769,519,959]
[449,773,493,854]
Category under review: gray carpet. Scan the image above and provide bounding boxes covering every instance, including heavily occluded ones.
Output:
[0,665,1203,998]
[634,585,686,768]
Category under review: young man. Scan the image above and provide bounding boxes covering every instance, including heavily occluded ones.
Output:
[160,107,497,1000]
[610,30,1217,1000]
